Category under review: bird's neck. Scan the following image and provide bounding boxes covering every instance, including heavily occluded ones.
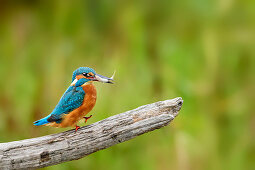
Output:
[82,81,93,86]
[82,82,96,95]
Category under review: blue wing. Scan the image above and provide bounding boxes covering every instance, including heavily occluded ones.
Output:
[34,86,85,126]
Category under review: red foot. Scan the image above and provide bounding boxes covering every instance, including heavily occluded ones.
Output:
[83,115,92,123]
[75,125,80,132]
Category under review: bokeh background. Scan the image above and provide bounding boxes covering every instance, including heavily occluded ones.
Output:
[0,0,254,170]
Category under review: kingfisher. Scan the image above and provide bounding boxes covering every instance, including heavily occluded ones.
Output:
[33,67,114,132]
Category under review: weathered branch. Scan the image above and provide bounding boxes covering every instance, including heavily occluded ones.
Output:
[0,97,183,169]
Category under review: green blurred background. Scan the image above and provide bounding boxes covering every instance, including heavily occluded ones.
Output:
[0,0,254,170]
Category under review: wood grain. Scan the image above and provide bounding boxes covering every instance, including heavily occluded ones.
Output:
[0,97,183,170]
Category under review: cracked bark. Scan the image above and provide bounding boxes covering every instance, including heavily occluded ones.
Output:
[0,97,183,169]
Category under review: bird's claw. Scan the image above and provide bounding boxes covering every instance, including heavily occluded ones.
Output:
[83,115,92,123]
[75,125,80,132]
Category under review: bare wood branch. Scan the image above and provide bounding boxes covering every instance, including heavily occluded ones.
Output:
[0,97,183,170]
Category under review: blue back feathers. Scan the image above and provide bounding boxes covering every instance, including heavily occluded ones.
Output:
[34,86,85,126]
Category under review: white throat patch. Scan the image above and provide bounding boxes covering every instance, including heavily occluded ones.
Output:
[71,78,78,86]
[70,78,91,86]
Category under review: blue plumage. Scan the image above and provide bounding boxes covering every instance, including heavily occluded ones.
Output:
[34,86,85,126]
[72,67,96,82]
[33,115,51,126]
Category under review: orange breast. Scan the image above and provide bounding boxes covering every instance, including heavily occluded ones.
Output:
[48,83,97,128]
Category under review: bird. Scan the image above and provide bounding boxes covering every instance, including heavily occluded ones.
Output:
[33,67,114,132]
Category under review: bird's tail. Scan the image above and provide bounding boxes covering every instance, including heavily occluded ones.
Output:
[33,115,50,126]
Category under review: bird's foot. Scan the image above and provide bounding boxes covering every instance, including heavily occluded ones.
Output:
[83,115,92,123]
[75,125,80,132]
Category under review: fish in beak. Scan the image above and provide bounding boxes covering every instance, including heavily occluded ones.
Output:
[94,71,115,84]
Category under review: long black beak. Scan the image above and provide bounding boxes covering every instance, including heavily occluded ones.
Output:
[94,73,114,84]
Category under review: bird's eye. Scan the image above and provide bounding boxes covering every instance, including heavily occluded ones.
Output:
[83,73,88,77]
[83,72,93,77]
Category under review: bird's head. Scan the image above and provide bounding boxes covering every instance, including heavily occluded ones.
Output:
[71,67,114,86]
